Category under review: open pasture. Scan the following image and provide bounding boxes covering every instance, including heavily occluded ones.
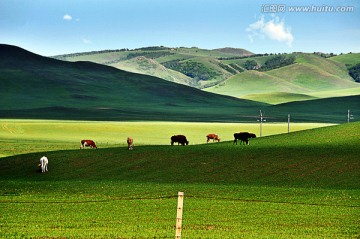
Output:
[0,122,359,238]
[1,182,358,239]
[0,120,333,158]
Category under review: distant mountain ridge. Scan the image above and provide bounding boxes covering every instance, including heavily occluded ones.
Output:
[1,44,359,123]
[53,46,255,88]
[214,47,254,56]
[0,44,266,121]
[53,46,360,104]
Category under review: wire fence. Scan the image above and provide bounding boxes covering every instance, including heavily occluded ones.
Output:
[1,195,358,208]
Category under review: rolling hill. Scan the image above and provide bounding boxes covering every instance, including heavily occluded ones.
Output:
[330,53,360,68]
[206,53,360,103]
[53,46,253,88]
[54,47,360,105]
[1,44,359,123]
[0,44,266,122]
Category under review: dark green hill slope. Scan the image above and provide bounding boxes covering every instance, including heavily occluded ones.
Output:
[0,44,266,121]
[269,95,360,123]
[1,122,358,189]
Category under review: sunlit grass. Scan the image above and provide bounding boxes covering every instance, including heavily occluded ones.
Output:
[0,119,333,157]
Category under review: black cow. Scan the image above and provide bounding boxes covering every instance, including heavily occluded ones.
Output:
[171,135,189,146]
[233,132,256,145]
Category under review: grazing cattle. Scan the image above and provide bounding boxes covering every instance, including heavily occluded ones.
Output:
[127,137,134,150]
[233,132,256,145]
[206,134,220,143]
[80,139,97,149]
[171,135,189,146]
[39,156,48,173]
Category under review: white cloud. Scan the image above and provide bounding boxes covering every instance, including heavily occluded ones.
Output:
[83,38,92,44]
[246,15,294,47]
[63,14,72,21]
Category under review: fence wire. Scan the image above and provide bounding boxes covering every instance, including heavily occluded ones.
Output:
[0,195,358,208]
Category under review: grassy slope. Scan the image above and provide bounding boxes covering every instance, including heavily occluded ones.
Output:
[0,122,358,238]
[206,53,360,103]
[221,54,274,67]
[268,54,356,90]
[204,70,309,97]
[0,44,266,121]
[0,122,359,188]
[213,47,253,56]
[54,48,360,104]
[179,56,233,87]
[242,92,318,104]
[2,45,359,123]
[269,95,360,123]
[53,47,247,88]
[109,56,196,86]
[330,53,360,67]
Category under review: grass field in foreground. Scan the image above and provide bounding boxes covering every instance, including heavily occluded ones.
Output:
[0,120,333,157]
[1,182,358,239]
[0,122,359,238]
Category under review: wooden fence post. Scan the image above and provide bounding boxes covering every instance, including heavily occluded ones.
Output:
[175,192,184,239]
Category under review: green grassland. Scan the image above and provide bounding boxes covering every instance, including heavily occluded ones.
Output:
[0,120,333,158]
[2,44,360,238]
[0,122,359,238]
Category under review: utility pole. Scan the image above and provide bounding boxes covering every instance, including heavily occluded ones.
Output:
[348,109,354,123]
[288,114,290,133]
[258,110,264,137]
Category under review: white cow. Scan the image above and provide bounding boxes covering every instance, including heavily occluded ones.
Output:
[39,156,48,173]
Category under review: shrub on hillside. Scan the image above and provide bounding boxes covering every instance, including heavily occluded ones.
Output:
[349,63,360,82]
[260,54,296,71]
[161,60,220,81]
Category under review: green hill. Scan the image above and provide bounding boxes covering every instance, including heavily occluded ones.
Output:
[242,92,317,104]
[206,53,360,103]
[269,95,360,123]
[330,53,360,68]
[109,56,196,87]
[1,122,359,189]
[54,48,360,104]
[2,44,359,123]
[213,47,254,56]
[53,46,253,88]
[0,44,265,121]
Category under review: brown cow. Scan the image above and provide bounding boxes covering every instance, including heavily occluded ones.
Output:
[206,134,220,143]
[80,139,97,149]
[171,135,189,146]
[127,137,134,150]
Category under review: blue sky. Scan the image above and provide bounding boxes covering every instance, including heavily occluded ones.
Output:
[1,0,359,56]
